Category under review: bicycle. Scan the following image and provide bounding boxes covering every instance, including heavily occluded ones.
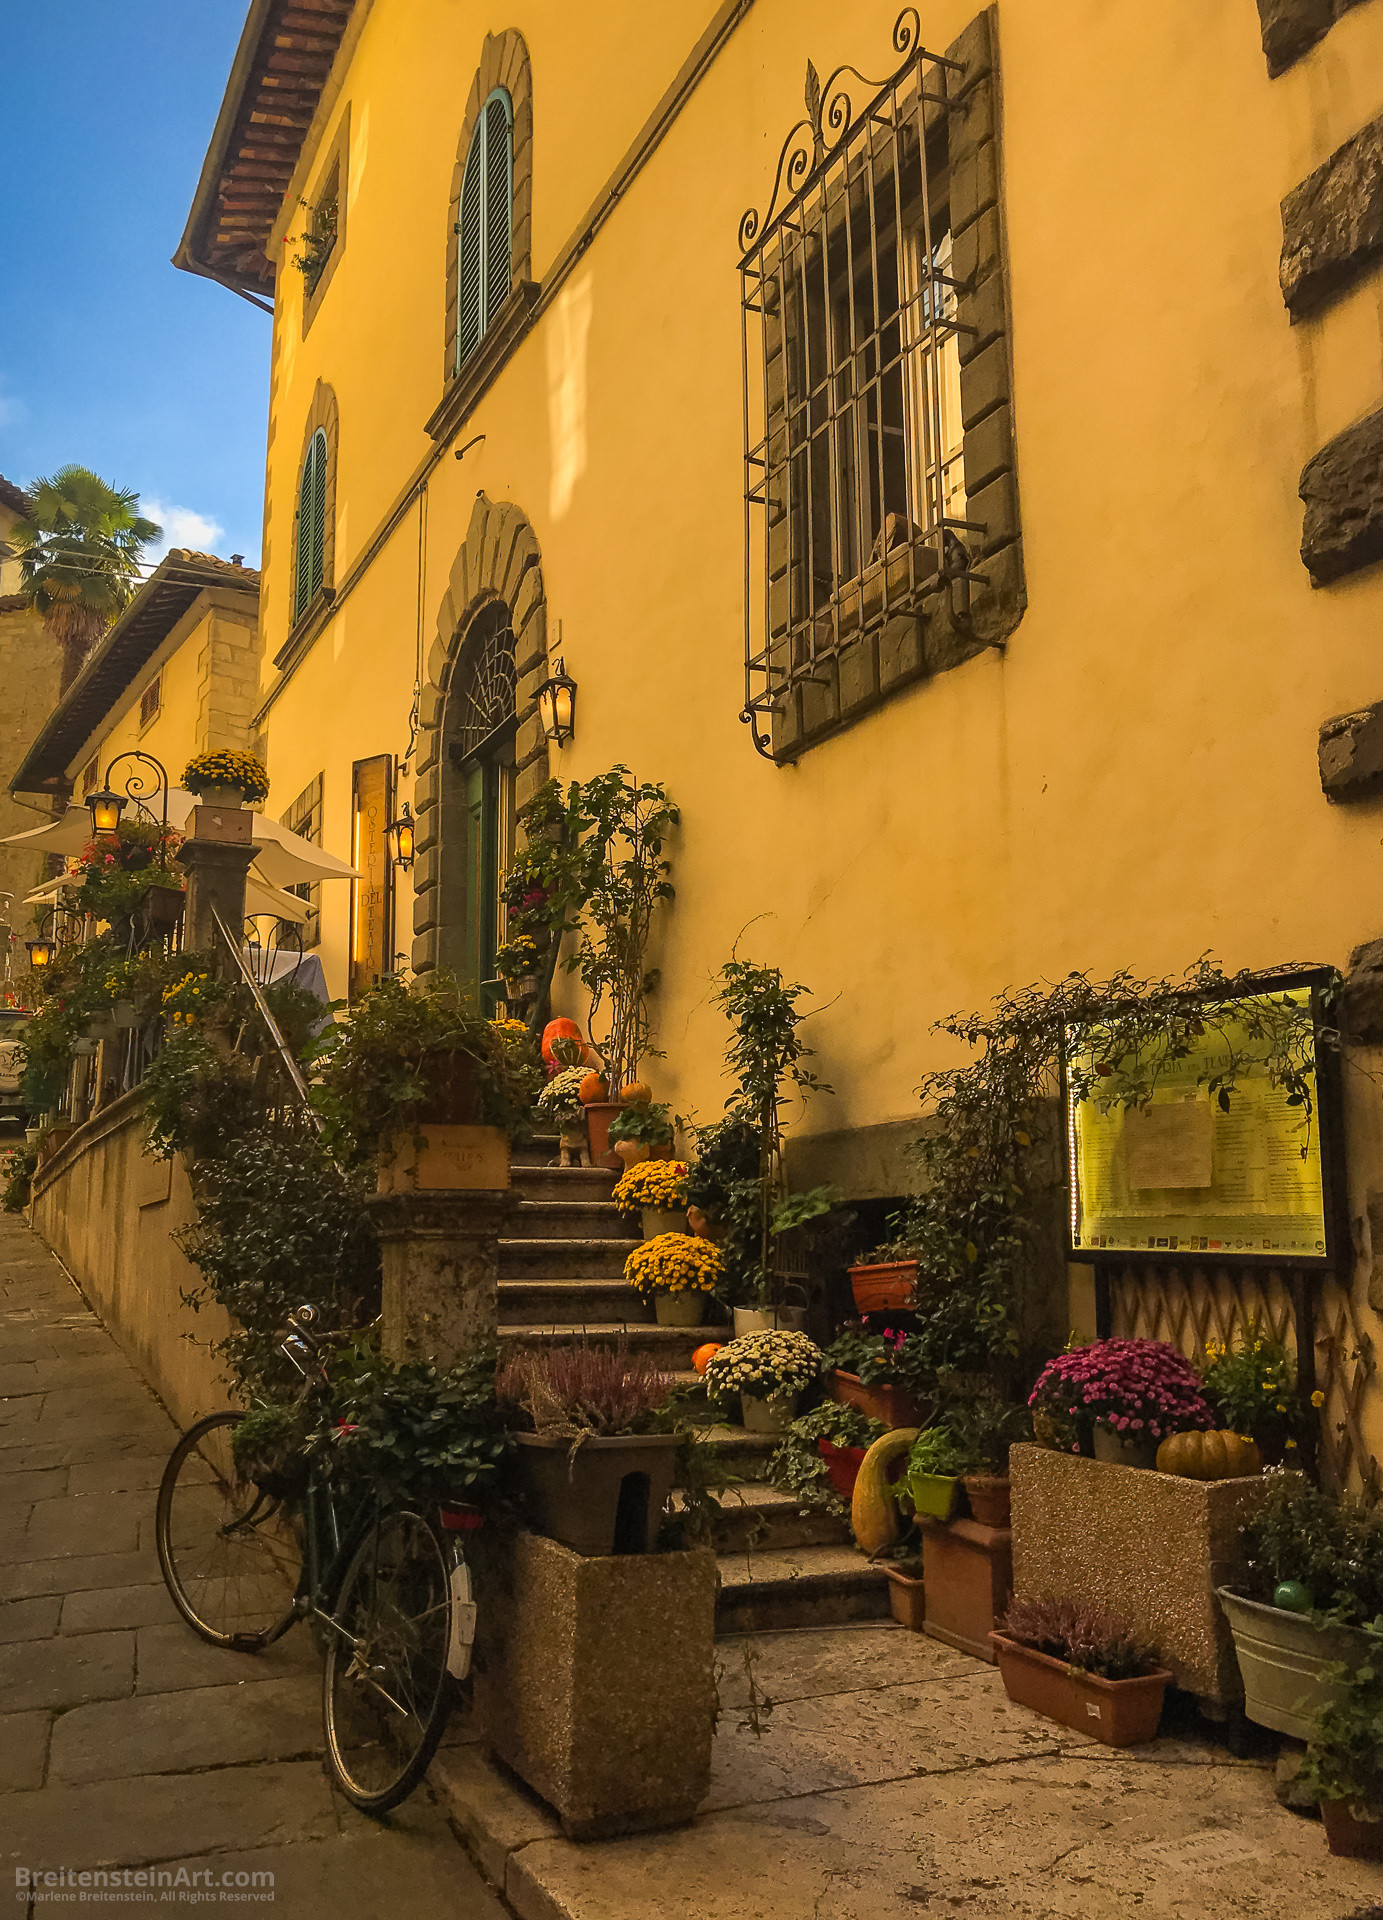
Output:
[154,1304,481,1814]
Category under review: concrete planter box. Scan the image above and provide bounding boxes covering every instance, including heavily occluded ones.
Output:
[1217,1586,1372,1739]
[921,1517,1013,1663]
[1010,1443,1269,1705]
[475,1529,717,1839]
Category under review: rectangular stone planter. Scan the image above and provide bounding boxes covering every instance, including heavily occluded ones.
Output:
[511,1431,683,1555]
[475,1529,718,1839]
[378,1123,510,1192]
[1010,1443,1269,1705]
[921,1517,1013,1663]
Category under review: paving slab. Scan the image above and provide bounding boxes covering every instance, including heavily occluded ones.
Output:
[0,1593,62,1642]
[49,1675,323,1784]
[716,1623,975,1708]
[67,1453,171,1496]
[0,1546,162,1600]
[0,1628,133,1710]
[61,1581,179,1635]
[0,1712,51,1791]
[134,1618,318,1694]
[7,1491,144,1562]
[0,1466,68,1505]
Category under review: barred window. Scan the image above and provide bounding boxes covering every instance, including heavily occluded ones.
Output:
[740,18,995,758]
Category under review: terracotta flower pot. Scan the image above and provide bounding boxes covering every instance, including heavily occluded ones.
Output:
[686,1205,723,1242]
[886,1564,926,1632]
[828,1369,926,1430]
[849,1260,918,1314]
[1321,1798,1383,1859]
[817,1438,867,1501]
[614,1139,651,1171]
[582,1101,623,1169]
[652,1289,706,1327]
[963,1474,1012,1529]
[990,1632,1172,1746]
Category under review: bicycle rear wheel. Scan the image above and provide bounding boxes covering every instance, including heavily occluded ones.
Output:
[322,1508,454,1813]
[155,1412,301,1649]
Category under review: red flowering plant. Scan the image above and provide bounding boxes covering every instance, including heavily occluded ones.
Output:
[1028,1338,1214,1450]
[73,820,183,923]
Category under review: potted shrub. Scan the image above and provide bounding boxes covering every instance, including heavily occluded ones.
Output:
[904,1424,969,1522]
[824,1323,933,1429]
[848,1220,918,1314]
[767,1400,887,1505]
[1199,1329,1311,1466]
[1300,1625,1383,1860]
[182,748,271,810]
[704,1329,822,1433]
[496,1342,681,1555]
[624,1232,723,1327]
[608,1097,675,1170]
[943,1385,1033,1528]
[495,933,544,1004]
[312,970,540,1185]
[536,1065,590,1167]
[1028,1338,1214,1468]
[612,1158,690,1238]
[991,1597,1172,1746]
[1217,1468,1383,1739]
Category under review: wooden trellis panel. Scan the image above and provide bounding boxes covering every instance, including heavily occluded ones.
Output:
[1103,1263,1379,1499]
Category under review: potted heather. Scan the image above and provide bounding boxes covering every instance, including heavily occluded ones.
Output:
[612,1158,690,1238]
[496,1342,682,1556]
[182,748,270,809]
[1218,1469,1383,1740]
[1028,1338,1214,1468]
[991,1597,1172,1745]
[1300,1624,1383,1859]
[624,1231,723,1327]
[704,1329,822,1433]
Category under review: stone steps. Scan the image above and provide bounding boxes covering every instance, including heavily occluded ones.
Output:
[687,1482,853,1553]
[503,1198,638,1241]
[714,1544,891,1632]
[499,1236,636,1280]
[497,1320,729,1369]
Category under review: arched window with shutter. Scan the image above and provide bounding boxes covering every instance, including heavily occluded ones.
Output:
[294,427,328,624]
[455,88,513,369]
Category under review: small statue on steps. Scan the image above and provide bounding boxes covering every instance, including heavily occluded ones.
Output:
[558,1119,591,1169]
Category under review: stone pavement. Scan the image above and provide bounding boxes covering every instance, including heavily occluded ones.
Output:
[0,1213,504,1920]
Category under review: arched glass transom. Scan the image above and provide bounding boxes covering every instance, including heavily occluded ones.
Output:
[456,87,513,368]
[451,610,517,762]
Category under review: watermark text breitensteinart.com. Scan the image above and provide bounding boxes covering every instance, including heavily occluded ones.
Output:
[16,1869,274,1905]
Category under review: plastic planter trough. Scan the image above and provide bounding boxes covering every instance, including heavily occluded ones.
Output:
[990,1633,1172,1746]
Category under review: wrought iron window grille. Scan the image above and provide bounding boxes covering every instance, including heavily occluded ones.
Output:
[738,9,988,758]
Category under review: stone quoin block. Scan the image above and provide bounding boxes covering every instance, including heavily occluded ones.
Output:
[1299,407,1383,584]
[1256,0,1366,77]
[1318,703,1383,800]
[1280,112,1383,317]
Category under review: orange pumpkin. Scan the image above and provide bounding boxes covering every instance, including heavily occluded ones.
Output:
[692,1343,723,1376]
[578,1070,610,1105]
[621,1081,653,1108]
[541,1018,586,1068]
[1155,1429,1263,1480]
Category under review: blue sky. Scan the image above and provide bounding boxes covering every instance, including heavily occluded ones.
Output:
[0,2,268,566]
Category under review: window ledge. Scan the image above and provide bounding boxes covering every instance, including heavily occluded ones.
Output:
[273,585,336,673]
[425,280,540,443]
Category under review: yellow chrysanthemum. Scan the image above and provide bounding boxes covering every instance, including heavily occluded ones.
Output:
[612,1161,690,1216]
[624,1231,721,1297]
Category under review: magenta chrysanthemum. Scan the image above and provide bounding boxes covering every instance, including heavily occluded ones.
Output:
[1029,1338,1214,1443]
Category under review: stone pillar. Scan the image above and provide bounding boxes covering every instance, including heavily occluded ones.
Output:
[176,825,255,965]
[367,1189,513,1367]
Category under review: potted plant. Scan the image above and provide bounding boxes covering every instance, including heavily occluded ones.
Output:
[612,1158,689,1238]
[536,1065,590,1167]
[823,1323,933,1429]
[885,1553,927,1632]
[624,1231,723,1327]
[607,1097,675,1170]
[496,1342,682,1555]
[1300,1624,1383,1859]
[312,970,540,1183]
[182,748,270,809]
[904,1424,970,1522]
[703,1329,822,1433]
[848,1220,918,1314]
[495,933,544,1004]
[942,1385,1033,1528]
[991,1597,1173,1746]
[1217,1468,1383,1739]
[1028,1338,1214,1468]
[1199,1329,1311,1466]
[767,1400,887,1505]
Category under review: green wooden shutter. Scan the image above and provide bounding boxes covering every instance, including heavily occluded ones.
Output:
[309,429,327,602]
[456,130,484,366]
[483,92,513,329]
[293,430,327,622]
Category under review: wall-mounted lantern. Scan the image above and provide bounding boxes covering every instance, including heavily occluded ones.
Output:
[25,932,56,971]
[387,802,415,871]
[536,658,577,748]
[86,751,169,855]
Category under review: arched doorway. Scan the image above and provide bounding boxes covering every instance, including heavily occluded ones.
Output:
[442,601,516,1009]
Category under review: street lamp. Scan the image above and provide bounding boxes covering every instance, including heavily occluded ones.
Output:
[535,658,577,747]
[387,802,415,871]
[85,752,169,862]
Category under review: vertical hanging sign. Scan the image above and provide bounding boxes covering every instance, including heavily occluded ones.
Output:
[350,755,392,999]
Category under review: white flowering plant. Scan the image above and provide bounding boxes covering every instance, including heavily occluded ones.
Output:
[704,1329,822,1401]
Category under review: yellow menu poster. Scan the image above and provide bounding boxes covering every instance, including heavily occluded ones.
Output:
[1068,988,1327,1259]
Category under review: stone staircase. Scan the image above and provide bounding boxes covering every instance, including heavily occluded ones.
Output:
[501,1138,889,1629]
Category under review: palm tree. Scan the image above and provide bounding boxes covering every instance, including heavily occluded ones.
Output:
[8,467,161,692]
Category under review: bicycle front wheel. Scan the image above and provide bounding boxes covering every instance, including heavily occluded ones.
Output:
[322,1508,455,1813]
[155,1412,301,1649]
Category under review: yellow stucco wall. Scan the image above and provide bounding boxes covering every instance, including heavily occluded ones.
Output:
[253,0,1383,1154]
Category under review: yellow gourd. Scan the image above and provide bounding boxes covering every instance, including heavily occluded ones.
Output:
[850,1428,919,1555]
[1155,1429,1263,1480]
